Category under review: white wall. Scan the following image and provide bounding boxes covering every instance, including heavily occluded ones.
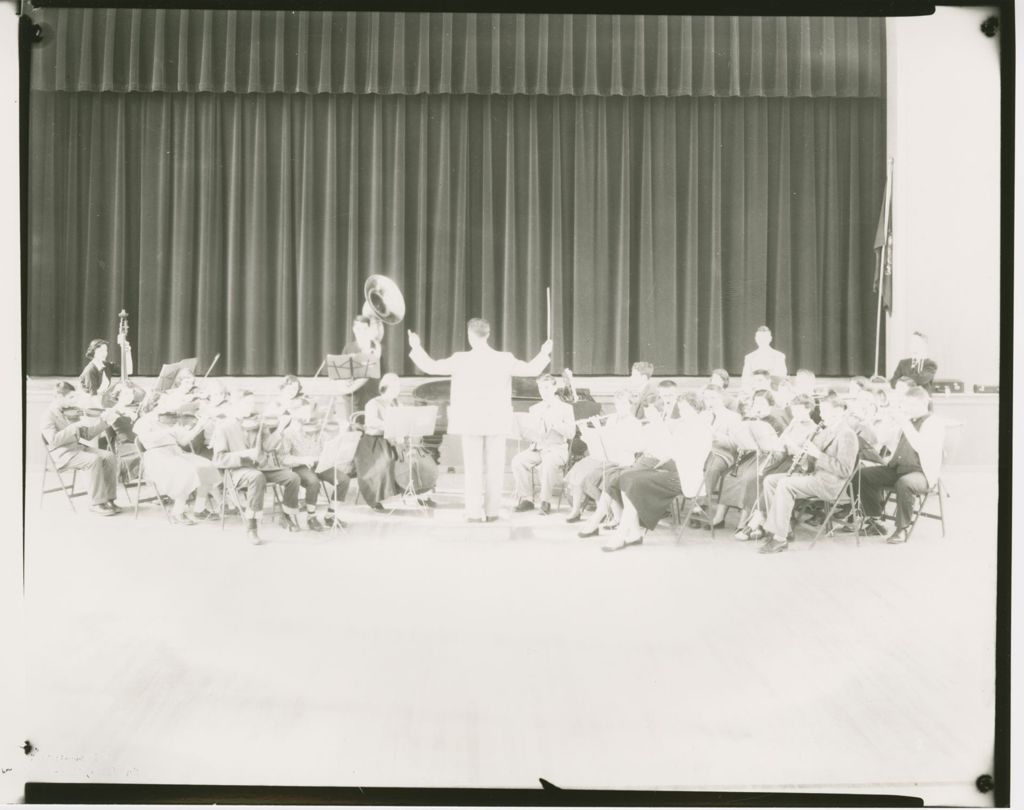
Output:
[887,8,1002,388]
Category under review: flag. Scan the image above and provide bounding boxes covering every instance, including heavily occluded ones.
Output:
[873,159,893,314]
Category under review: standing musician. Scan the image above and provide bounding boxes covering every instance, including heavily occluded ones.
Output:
[601,392,712,553]
[563,390,641,523]
[353,373,401,512]
[757,393,859,554]
[693,384,743,530]
[211,390,303,544]
[740,326,787,388]
[342,315,384,414]
[41,381,123,516]
[853,386,944,544]
[730,394,818,542]
[407,318,552,523]
[511,374,576,515]
[890,331,938,392]
[78,338,118,396]
[133,399,221,524]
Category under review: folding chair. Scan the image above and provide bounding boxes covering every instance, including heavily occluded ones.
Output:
[673,451,725,540]
[126,439,172,522]
[40,436,87,511]
[880,419,960,541]
[807,464,864,549]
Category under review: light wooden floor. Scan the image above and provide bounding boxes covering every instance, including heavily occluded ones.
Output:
[16,468,999,805]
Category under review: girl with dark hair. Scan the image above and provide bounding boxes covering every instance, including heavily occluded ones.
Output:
[79,338,115,396]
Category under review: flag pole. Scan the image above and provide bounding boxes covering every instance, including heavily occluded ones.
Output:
[873,158,893,377]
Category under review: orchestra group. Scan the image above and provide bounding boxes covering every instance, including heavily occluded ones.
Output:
[41,310,946,554]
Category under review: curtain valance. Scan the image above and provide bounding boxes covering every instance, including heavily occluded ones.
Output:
[31,9,884,97]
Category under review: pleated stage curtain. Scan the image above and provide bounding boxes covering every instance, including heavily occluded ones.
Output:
[27,11,886,378]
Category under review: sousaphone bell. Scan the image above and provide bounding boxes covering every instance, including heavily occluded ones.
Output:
[362,274,405,326]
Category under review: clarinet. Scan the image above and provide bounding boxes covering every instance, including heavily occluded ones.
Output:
[787,423,825,476]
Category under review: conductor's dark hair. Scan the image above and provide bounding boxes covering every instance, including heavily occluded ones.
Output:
[55,381,75,396]
[85,338,108,360]
[467,318,491,338]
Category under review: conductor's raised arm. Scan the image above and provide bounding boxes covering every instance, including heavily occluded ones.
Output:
[511,339,553,377]
[407,330,454,376]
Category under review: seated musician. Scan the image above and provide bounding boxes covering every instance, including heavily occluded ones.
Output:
[741,326,787,388]
[577,384,686,540]
[563,390,641,523]
[211,390,303,544]
[848,376,872,399]
[354,373,401,512]
[794,368,822,423]
[602,392,712,553]
[854,386,943,544]
[865,385,900,456]
[757,393,859,554]
[275,375,306,414]
[41,382,124,516]
[892,375,916,402]
[769,377,795,428]
[512,374,576,515]
[134,399,221,525]
[890,331,938,393]
[709,368,739,411]
[78,338,117,396]
[279,400,339,531]
[693,384,743,530]
[627,361,658,419]
[730,394,818,541]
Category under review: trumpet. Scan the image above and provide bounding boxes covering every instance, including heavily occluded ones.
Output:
[787,423,825,476]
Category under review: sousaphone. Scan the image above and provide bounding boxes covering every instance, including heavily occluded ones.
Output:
[362,274,405,327]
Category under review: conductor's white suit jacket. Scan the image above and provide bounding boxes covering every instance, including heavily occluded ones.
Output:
[408,344,549,437]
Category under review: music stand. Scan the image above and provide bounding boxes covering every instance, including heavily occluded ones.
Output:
[383,405,438,516]
[326,352,380,423]
[315,430,362,535]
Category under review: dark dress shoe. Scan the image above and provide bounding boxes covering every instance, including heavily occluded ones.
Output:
[514,500,535,512]
[758,537,789,554]
[278,514,301,532]
[192,509,215,522]
[370,502,385,513]
[106,501,124,514]
[577,526,599,538]
[417,497,437,508]
[307,516,326,532]
[703,520,726,531]
[539,501,551,515]
[565,513,583,524]
[484,516,500,522]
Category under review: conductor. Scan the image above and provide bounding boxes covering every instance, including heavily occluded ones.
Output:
[407,318,552,522]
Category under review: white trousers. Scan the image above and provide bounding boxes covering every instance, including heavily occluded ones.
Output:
[461,434,506,520]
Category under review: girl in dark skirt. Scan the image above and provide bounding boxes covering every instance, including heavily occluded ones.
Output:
[602,393,712,553]
[354,373,400,510]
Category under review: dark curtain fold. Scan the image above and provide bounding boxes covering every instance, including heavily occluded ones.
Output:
[31,10,885,98]
[28,90,885,377]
